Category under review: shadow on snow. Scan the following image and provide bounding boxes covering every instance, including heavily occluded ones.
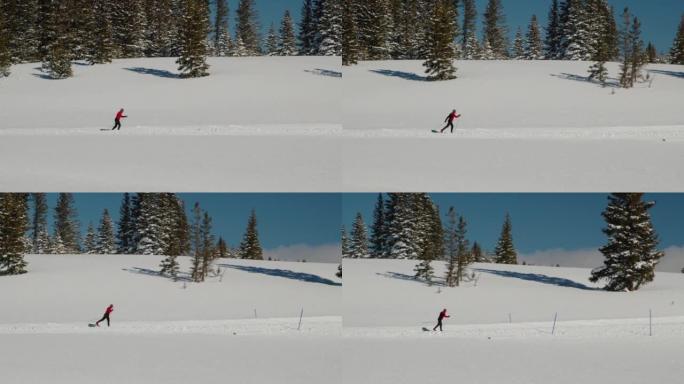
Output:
[551,72,620,88]
[647,69,684,79]
[124,67,179,79]
[370,69,427,81]
[221,264,342,286]
[474,268,598,290]
[122,267,192,282]
[376,271,446,287]
[304,68,342,78]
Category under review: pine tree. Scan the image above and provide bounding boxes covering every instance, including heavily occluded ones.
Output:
[216,237,229,258]
[646,42,657,63]
[444,207,459,286]
[54,193,80,253]
[483,0,508,59]
[342,0,360,65]
[112,0,146,58]
[0,9,11,77]
[461,0,478,59]
[278,10,298,56]
[369,194,386,258]
[471,241,484,262]
[628,15,645,86]
[97,209,116,254]
[525,15,543,59]
[318,0,342,56]
[0,194,29,275]
[480,38,495,60]
[239,209,263,260]
[236,0,261,55]
[265,24,279,55]
[84,223,97,254]
[414,194,443,284]
[512,27,525,59]
[87,0,114,64]
[213,0,231,56]
[144,0,177,57]
[116,193,134,254]
[336,263,342,278]
[617,8,644,88]
[177,0,210,78]
[30,193,49,254]
[424,0,457,81]
[544,0,562,59]
[1,0,40,63]
[358,0,392,60]
[299,0,317,55]
[49,233,66,254]
[341,225,351,258]
[134,194,168,255]
[349,213,370,258]
[231,35,248,56]
[589,194,664,291]
[494,213,517,264]
[190,202,203,281]
[41,0,74,79]
[670,14,684,64]
[561,0,592,60]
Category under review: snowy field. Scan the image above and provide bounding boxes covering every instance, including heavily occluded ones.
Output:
[0,254,341,383]
[0,57,342,192]
[341,60,684,191]
[342,259,684,383]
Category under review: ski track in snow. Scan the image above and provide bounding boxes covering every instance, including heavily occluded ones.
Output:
[0,316,342,336]
[344,316,684,340]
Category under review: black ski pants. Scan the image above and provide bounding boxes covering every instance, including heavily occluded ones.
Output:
[96,313,110,327]
[112,119,121,130]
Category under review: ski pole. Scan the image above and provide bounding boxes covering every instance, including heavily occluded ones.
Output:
[297,308,304,331]
[551,312,558,335]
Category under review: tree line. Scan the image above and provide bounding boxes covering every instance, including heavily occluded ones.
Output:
[0,0,342,79]
[342,192,665,292]
[0,193,264,282]
[341,0,684,84]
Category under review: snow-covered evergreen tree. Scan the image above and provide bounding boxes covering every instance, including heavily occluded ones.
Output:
[423,0,458,81]
[589,194,664,291]
[50,233,67,255]
[41,0,73,79]
[0,9,11,77]
[84,223,97,254]
[134,194,167,255]
[143,0,177,57]
[560,0,592,60]
[317,0,342,56]
[216,237,229,258]
[646,42,657,63]
[87,0,114,64]
[617,8,644,88]
[369,194,386,258]
[670,14,684,64]
[444,207,459,286]
[480,38,495,60]
[231,35,248,56]
[494,213,517,264]
[53,193,80,253]
[342,0,360,64]
[177,0,210,78]
[116,193,134,254]
[235,0,261,55]
[239,209,263,260]
[462,0,478,59]
[1,0,40,63]
[341,225,351,258]
[471,241,485,262]
[112,0,147,58]
[299,0,317,55]
[483,0,508,59]
[0,194,29,275]
[30,193,49,254]
[213,0,231,56]
[512,27,525,59]
[265,24,279,55]
[97,209,116,254]
[336,263,342,278]
[525,14,543,59]
[357,0,392,60]
[278,10,298,56]
[544,0,562,59]
[349,213,370,258]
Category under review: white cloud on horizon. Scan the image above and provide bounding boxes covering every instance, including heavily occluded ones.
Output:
[519,246,684,273]
[263,243,340,263]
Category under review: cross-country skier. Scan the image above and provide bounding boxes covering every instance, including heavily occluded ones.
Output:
[112,108,127,130]
[433,308,449,331]
[95,304,114,327]
[440,109,461,133]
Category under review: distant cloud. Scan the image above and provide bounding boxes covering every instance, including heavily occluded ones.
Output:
[263,243,340,263]
[519,246,684,273]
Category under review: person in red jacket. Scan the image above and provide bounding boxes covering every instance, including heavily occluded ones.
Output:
[112,108,127,130]
[95,304,114,327]
[440,109,462,133]
[433,308,449,331]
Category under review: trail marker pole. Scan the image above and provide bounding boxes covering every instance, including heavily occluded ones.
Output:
[297,308,304,331]
[649,309,652,336]
[551,312,558,335]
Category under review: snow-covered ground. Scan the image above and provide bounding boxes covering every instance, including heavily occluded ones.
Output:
[0,254,341,383]
[342,60,684,191]
[342,259,684,383]
[0,57,343,192]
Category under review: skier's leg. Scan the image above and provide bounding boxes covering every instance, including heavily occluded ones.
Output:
[95,314,106,326]
[106,314,110,327]
[449,122,454,133]
[440,123,449,133]
[111,120,117,130]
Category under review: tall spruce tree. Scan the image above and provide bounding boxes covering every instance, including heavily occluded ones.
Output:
[544,0,562,59]
[299,0,317,55]
[369,194,386,258]
[97,209,116,254]
[84,223,97,254]
[462,0,478,59]
[265,24,279,55]
[342,0,360,64]
[349,213,370,258]
[213,0,231,56]
[239,209,263,260]
[0,9,11,77]
[341,225,351,258]
[144,0,177,57]
[424,0,458,81]
[41,0,74,79]
[525,14,543,59]
[358,0,392,60]
[646,42,657,63]
[318,0,342,56]
[670,14,684,64]
[177,0,210,78]
[112,0,147,58]
[589,194,664,291]
[1,0,40,63]
[494,213,517,264]
[278,10,298,56]
[87,0,114,64]
[216,237,229,258]
[561,0,592,60]
[116,193,134,254]
[236,0,261,55]
[483,0,508,59]
[0,194,29,275]
[512,27,525,59]
[471,241,484,262]
[54,193,80,253]
[414,194,443,284]
[190,202,203,281]
[30,193,49,254]
[444,207,459,286]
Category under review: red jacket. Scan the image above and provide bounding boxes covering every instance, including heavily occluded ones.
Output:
[115,110,126,120]
[446,112,461,122]
[105,305,114,315]
[438,310,449,321]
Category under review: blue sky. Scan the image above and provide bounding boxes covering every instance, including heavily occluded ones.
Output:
[342,193,684,255]
[43,193,340,251]
[234,0,682,52]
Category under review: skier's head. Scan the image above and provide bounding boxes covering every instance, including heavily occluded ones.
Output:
[452,109,456,113]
